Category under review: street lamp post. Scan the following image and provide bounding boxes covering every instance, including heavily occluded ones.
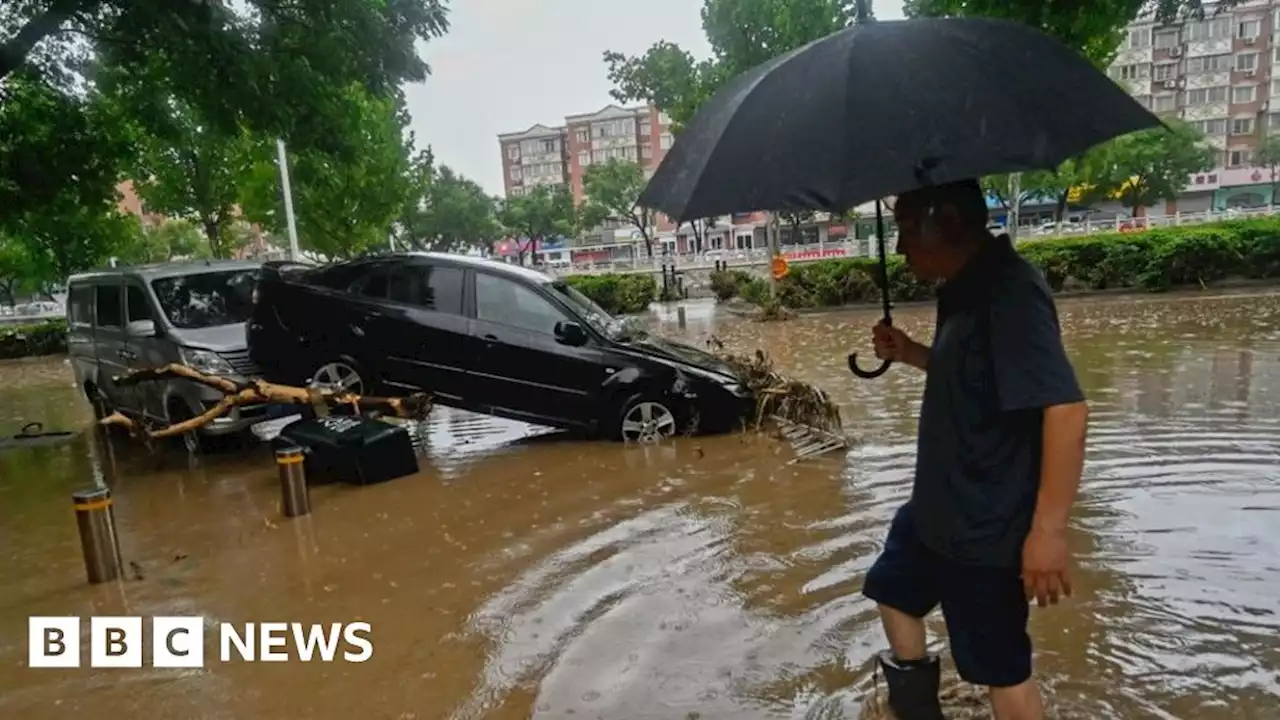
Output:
[276,139,302,261]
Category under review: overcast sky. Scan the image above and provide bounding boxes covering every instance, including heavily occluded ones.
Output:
[404,0,907,195]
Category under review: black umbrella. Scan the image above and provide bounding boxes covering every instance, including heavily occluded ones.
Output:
[638,17,1161,378]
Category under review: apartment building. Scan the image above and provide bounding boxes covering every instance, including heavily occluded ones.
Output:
[1108,1,1280,210]
[497,105,798,257]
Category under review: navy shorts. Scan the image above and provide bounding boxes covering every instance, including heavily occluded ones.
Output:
[862,502,1032,687]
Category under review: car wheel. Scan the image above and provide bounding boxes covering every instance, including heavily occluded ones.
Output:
[85,383,111,421]
[615,393,680,444]
[310,358,366,396]
[166,401,203,454]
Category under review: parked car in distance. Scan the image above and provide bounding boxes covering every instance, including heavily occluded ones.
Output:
[248,253,755,441]
[66,260,264,451]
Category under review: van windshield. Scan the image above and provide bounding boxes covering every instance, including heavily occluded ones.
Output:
[151,270,259,329]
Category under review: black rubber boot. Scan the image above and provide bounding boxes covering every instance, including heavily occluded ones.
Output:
[877,650,946,720]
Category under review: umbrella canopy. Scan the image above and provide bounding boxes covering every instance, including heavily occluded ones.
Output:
[639,17,1162,223]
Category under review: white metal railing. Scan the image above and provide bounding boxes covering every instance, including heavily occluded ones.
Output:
[540,205,1280,276]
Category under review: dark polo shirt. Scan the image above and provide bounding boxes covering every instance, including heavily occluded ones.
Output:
[912,235,1084,568]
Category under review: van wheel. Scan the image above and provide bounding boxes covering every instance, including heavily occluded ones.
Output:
[84,384,111,421]
[166,401,202,454]
[615,393,679,444]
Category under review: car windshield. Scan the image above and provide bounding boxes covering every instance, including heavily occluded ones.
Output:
[548,281,645,340]
[151,270,259,329]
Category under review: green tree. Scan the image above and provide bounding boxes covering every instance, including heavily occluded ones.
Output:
[498,186,577,265]
[1093,120,1214,214]
[581,159,656,257]
[115,219,209,265]
[240,87,424,260]
[399,165,501,253]
[605,0,859,129]
[1253,133,1280,205]
[0,233,35,306]
[1,1,449,145]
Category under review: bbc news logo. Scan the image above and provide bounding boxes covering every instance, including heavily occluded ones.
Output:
[29,617,373,668]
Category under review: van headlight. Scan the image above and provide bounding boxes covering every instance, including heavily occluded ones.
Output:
[179,347,236,376]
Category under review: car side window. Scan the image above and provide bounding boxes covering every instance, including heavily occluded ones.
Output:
[475,273,565,335]
[69,285,94,326]
[349,267,389,299]
[387,266,421,305]
[125,285,151,323]
[95,284,122,328]
[420,265,464,315]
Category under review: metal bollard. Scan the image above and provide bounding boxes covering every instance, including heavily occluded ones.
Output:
[677,305,687,329]
[276,446,310,518]
[72,487,123,584]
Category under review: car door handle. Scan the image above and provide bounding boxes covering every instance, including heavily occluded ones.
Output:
[118,349,135,361]
[482,333,499,348]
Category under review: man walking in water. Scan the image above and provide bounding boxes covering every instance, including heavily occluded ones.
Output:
[862,179,1089,720]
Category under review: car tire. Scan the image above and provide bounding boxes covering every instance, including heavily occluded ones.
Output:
[613,392,681,443]
[308,356,370,397]
[84,383,111,422]
[166,400,204,454]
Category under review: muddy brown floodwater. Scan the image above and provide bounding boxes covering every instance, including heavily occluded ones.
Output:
[2,290,1279,720]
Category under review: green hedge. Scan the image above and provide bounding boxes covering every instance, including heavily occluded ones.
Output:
[711,218,1280,309]
[0,318,68,360]
[564,273,657,315]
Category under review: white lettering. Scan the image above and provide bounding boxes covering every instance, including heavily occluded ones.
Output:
[342,622,373,662]
[220,623,255,662]
[259,622,289,661]
[291,623,342,662]
[90,617,142,668]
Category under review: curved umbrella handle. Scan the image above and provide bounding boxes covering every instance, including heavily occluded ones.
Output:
[847,353,892,379]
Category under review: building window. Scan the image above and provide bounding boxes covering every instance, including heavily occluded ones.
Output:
[1188,17,1232,42]
[658,111,671,124]
[1111,63,1150,81]
[639,122,651,137]
[578,151,590,167]
[1133,94,1152,109]
[1187,86,1228,105]
[506,145,519,160]
[1154,30,1181,49]
[1191,118,1228,135]
[1231,117,1255,134]
[542,139,558,153]
[1228,148,1252,167]
[509,165,523,181]
[1237,19,1261,40]
[659,133,674,150]
[1237,53,1258,72]
[1153,63,1178,81]
[1186,54,1231,73]
[641,144,652,159]
[1232,85,1256,104]
[1126,28,1151,49]
[1267,112,1280,132]
[575,129,588,144]
[1153,94,1178,112]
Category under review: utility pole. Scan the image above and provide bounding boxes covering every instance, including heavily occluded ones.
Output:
[1007,172,1022,242]
[276,139,302,261]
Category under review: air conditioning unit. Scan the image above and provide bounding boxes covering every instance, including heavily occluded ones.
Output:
[1245,36,1257,44]
[1164,79,1178,89]
[1246,68,1258,77]
[1169,47,1182,57]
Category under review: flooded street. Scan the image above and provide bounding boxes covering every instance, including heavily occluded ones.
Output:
[2,290,1279,719]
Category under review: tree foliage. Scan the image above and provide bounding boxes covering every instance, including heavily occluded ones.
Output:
[1092,120,1215,211]
[1253,133,1280,203]
[398,164,501,253]
[498,186,577,264]
[1,0,449,154]
[605,0,860,130]
[239,87,427,260]
[581,159,655,256]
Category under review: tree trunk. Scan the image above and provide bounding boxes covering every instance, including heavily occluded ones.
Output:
[0,0,88,82]
[1055,192,1069,223]
[203,219,224,259]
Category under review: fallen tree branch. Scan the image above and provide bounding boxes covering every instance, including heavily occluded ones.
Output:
[101,363,432,442]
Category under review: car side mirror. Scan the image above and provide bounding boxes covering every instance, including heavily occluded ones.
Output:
[126,319,157,338]
[554,321,588,346]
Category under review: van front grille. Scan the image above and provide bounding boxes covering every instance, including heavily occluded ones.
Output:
[219,349,262,377]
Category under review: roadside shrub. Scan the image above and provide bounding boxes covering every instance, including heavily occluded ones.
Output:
[564,273,656,315]
[709,269,757,301]
[0,318,68,360]
[717,218,1280,308]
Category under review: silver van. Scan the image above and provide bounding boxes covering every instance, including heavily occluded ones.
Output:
[67,260,264,450]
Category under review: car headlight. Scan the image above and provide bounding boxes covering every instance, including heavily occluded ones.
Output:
[180,347,236,376]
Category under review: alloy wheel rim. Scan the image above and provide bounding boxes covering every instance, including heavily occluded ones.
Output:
[621,401,677,443]
[312,362,364,395]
